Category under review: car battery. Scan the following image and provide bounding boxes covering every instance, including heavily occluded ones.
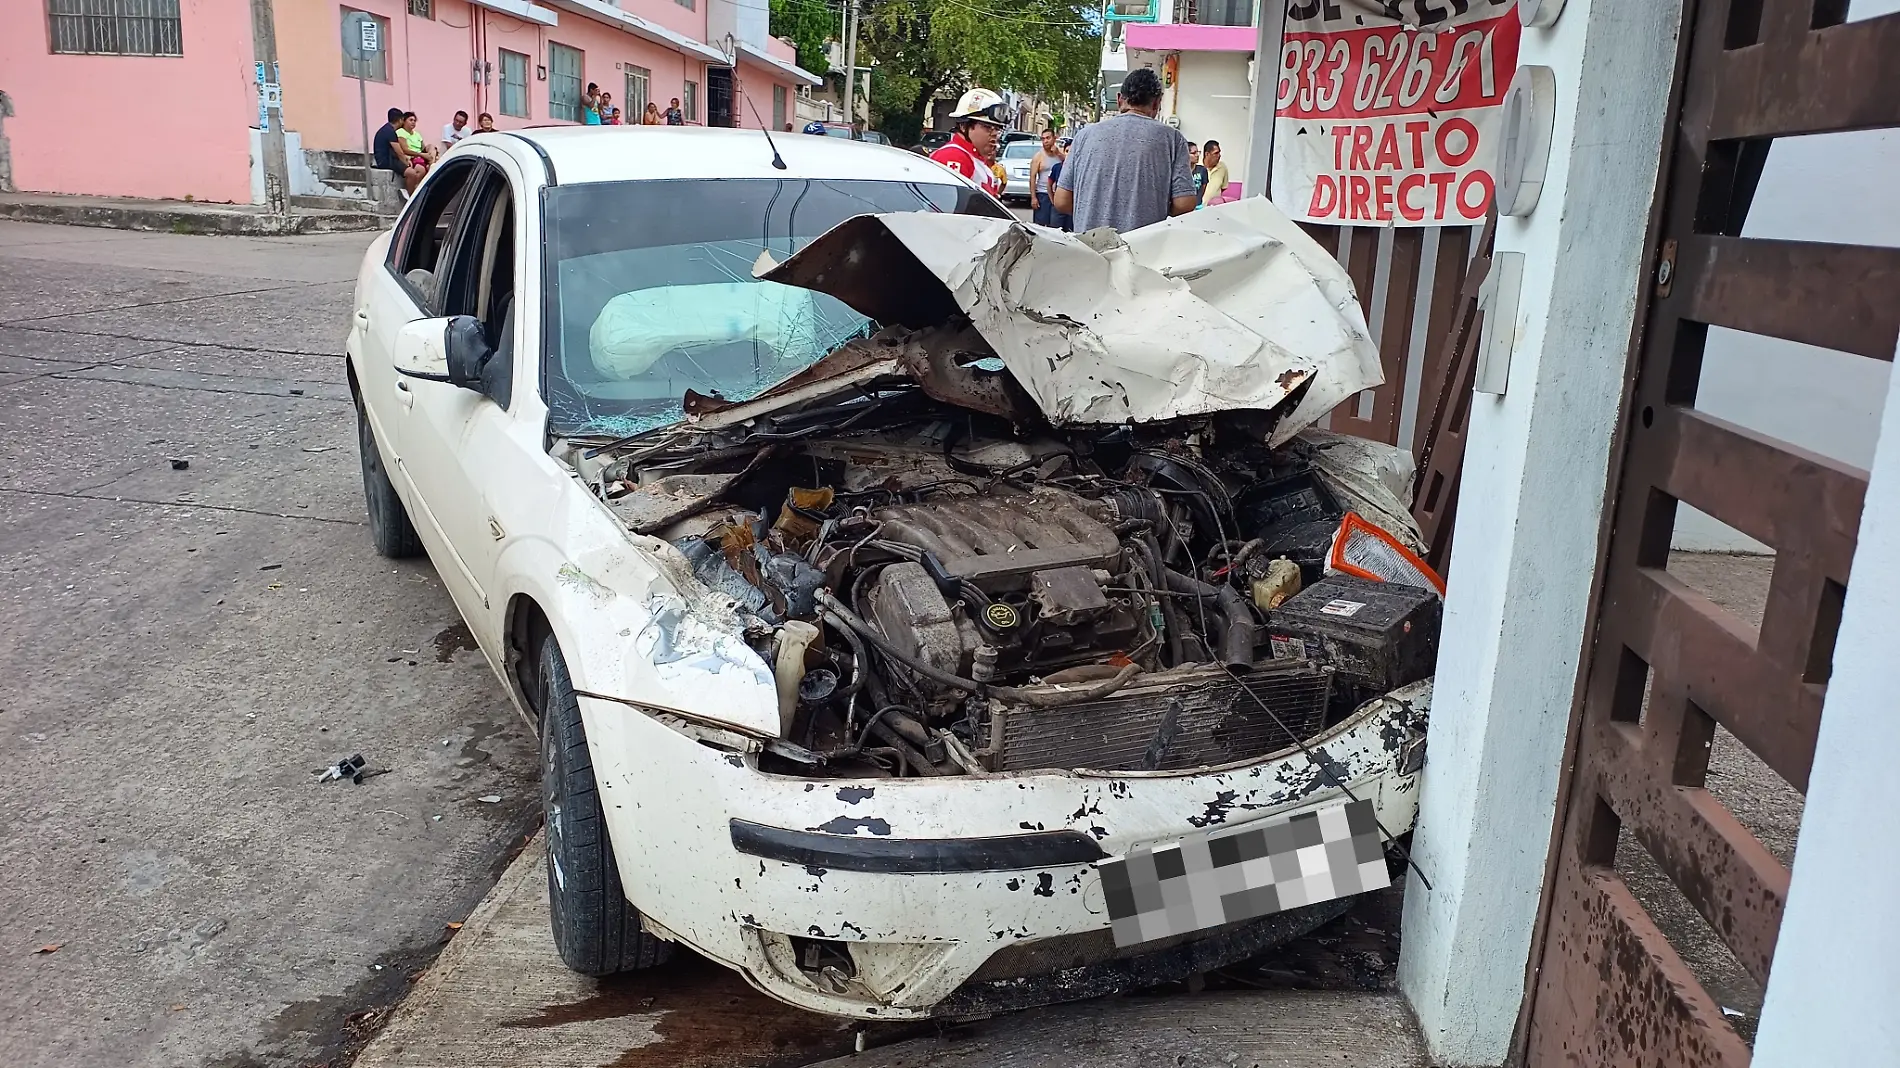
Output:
[1233,469,1345,588]
[1264,574,1440,706]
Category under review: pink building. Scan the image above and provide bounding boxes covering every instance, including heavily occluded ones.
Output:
[0,0,818,205]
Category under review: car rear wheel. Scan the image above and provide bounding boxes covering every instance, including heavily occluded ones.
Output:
[538,633,674,975]
[356,398,424,558]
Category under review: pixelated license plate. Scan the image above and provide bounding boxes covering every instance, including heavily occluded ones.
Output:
[1097,799,1390,948]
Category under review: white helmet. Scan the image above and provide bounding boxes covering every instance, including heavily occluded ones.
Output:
[949,87,1009,128]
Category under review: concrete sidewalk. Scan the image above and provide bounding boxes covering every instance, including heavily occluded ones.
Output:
[0,191,384,235]
[353,838,1425,1068]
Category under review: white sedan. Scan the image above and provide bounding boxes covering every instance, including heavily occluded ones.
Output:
[347,125,1427,1019]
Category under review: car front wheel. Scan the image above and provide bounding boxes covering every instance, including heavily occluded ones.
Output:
[355,397,424,558]
[537,633,674,975]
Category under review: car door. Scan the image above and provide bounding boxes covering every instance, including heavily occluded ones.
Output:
[386,158,525,631]
[356,158,487,617]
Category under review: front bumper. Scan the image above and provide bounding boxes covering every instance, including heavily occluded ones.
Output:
[580,680,1429,1018]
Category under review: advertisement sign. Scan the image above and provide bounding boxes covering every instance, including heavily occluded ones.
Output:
[1270,0,1521,226]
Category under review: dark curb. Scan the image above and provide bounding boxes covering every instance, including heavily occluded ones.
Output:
[0,200,388,236]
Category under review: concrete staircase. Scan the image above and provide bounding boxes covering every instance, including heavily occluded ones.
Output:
[311,151,403,217]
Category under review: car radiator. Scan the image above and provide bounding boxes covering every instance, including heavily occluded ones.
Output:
[984,661,1332,773]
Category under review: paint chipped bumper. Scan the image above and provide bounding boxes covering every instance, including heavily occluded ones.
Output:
[581,680,1430,1018]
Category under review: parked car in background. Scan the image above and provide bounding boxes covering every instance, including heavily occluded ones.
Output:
[1000,140,1039,203]
[920,130,953,152]
[812,123,891,145]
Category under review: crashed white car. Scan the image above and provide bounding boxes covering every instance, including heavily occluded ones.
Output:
[347,126,1432,1019]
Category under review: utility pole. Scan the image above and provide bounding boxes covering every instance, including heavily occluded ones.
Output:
[249,0,291,215]
[1242,0,1285,200]
[842,0,860,127]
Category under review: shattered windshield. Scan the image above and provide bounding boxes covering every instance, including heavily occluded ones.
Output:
[541,177,1007,438]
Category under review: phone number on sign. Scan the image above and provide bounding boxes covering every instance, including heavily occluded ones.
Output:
[1276,12,1520,121]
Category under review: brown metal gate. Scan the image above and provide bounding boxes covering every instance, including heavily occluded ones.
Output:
[1522,1,1900,1064]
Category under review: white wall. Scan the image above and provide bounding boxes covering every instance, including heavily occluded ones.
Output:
[1394,0,1684,1062]
[1675,0,1899,551]
[1171,51,1250,189]
[1750,335,1900,1066]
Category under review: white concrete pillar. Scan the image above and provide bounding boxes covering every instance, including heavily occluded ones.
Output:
[1749,345,1900,1066]
[1393,2,1684,1064]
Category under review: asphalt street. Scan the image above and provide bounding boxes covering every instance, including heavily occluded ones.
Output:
[0,221,541,1068]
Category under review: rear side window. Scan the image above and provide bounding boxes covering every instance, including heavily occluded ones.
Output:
[387,162,479,312]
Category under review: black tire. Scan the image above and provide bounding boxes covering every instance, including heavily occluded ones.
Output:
[356,396,424,559]
[538,634,674,975]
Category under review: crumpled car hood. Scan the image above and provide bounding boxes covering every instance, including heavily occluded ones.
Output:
[760,198,1382,444]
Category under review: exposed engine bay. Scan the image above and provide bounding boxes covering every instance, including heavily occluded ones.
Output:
[557,319,1441,780]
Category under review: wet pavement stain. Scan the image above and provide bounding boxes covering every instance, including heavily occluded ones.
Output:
[502,953,917,1067]
[432,621,479,662]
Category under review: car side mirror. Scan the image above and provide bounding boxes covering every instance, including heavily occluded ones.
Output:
[391,315,494,394]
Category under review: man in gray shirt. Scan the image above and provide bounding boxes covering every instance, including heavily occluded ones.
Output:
[1052,67,1198,233]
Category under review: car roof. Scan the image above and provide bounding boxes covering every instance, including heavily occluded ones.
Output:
[472,125,959,187]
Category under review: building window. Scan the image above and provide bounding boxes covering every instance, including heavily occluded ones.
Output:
[683,79,698,122]
[340,9,389,81]
[1196,0,1251,25]
[408,0,433,17]
[772,84,787,130]
[625,66,650,120]
[499,49,529,118]
[548,42,583,122]
[676,0,693,10]
[47,0,182,56]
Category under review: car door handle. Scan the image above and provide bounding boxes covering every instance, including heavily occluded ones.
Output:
[395,379,414,409]
[354,309,371,329]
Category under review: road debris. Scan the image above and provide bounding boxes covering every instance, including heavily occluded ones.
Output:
[169,458,190,470]
[477,795,502,804]
[316,754,389,785]
[35,944,60,954]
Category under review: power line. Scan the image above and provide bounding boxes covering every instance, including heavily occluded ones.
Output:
[928,0,1102,28]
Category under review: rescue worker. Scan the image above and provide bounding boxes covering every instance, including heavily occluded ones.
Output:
[929,88,1007,197]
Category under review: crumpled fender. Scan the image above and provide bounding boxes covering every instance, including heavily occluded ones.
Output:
[491,492,781,739]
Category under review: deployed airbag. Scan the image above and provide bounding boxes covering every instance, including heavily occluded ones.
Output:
[589,281,829,379]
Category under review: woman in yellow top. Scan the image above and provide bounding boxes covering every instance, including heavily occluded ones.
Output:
[397,112,437,168]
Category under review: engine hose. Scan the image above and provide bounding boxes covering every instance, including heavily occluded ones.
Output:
[815,592,983,694]
[1131,537,1188,667]
[853,705,946,776]
[1160,567,1257,672]
[829,619,870,698]
[990,663,1143,708]
[866,719,947,776]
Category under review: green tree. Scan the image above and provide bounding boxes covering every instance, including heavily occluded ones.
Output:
[768,0,834,77]
[860,0,1100,141]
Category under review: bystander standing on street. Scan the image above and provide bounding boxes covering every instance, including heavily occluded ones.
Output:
[442,110,470,150]
[582,84,602,125]
[664,98,685,125]
[1188,142,1209,203]
[1050,137,1073,230]
[1052,68,1196,233]
[644,102,664,125]
[1028,128,1062,227]
[928,88,1007,197]
[1201,140,1229,206]
[475,112,496,133]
